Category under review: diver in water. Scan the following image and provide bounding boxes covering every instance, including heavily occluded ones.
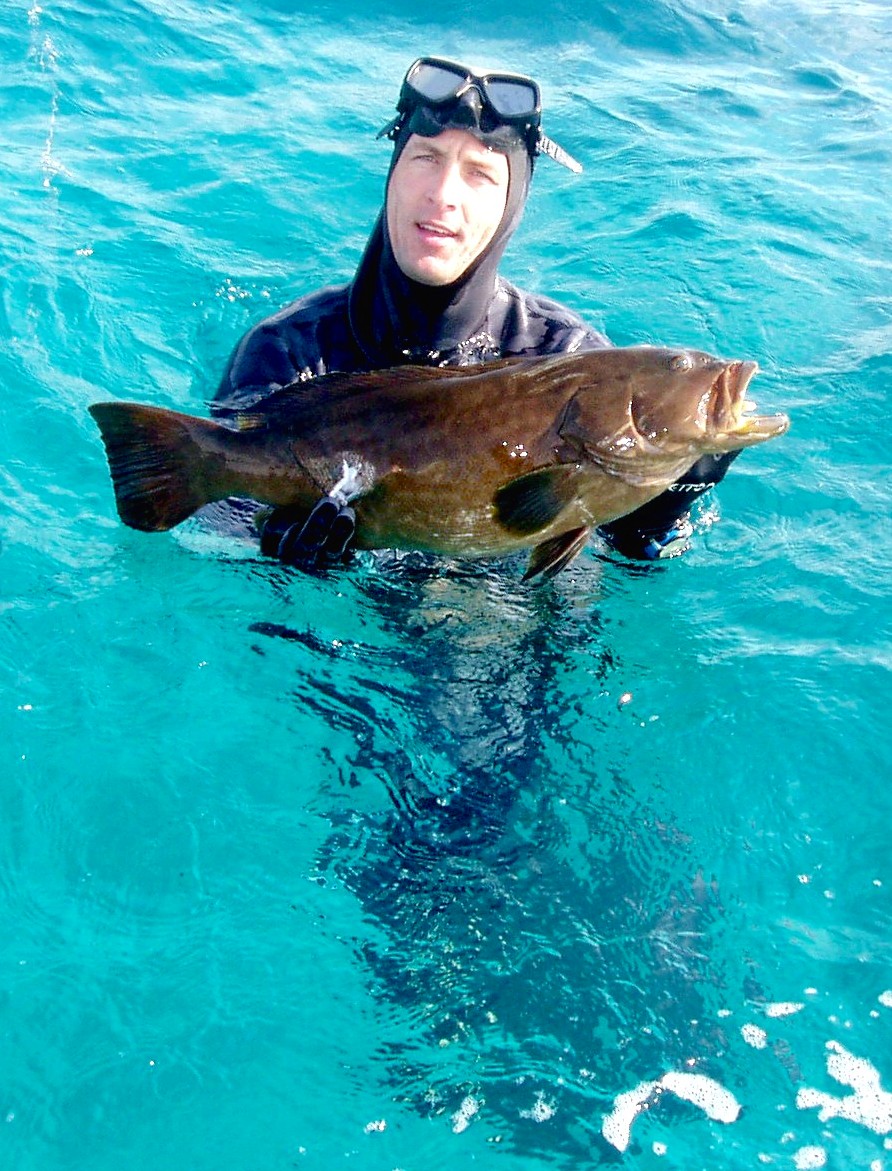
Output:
[213,56,740,567]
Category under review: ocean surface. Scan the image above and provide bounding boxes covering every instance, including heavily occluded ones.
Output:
[2,1,891,1167]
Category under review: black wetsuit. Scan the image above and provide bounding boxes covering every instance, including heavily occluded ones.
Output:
[213,273,737,560]
[213,98,739,563]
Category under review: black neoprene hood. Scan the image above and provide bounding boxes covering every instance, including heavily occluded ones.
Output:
[346,92,534,365]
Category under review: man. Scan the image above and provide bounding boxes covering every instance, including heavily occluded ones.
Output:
[213,57,739,568]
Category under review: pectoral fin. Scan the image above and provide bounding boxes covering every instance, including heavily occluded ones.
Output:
[524,526,591,582]
[494,465,585,535]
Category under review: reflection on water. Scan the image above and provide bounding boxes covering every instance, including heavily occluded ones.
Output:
[246,553,892,1162]
[251,557,754,1160]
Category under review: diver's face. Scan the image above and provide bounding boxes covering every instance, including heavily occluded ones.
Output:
[386,129,510,286]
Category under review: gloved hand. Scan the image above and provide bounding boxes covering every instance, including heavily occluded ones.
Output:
[599,517,694,561]
[257,497,356,569]
[598,450,742,561]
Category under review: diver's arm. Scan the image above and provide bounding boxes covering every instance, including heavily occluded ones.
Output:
[598,451,741,560]
[212,285,354,415]
[212,326,306,416]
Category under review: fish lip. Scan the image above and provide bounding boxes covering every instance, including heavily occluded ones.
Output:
[708,359,758,430]
[708,359,790,442]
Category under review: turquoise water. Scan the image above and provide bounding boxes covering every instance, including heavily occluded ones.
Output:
[2,0,891,1167]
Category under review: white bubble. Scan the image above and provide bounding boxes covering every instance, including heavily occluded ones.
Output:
[797,1041,892,1135]
[520,1092,556,1123]
[793,1146,827,1169]
[765,1002,805,1018]
[602,1082,660,1152]
[742,1023,768,1049]
[451,1096,481,1134]
[602,1071,740,1152]
[879,991,892,1009]
[660,1072,741,1123]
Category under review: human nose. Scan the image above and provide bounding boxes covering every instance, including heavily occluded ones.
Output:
[425,161,462,208]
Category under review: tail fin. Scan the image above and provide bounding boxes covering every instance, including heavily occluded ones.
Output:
[88,402,225,531]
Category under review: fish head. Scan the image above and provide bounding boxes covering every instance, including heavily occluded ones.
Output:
[564,345,789,481]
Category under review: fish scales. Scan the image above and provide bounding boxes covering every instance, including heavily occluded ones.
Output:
[89,346,789,580]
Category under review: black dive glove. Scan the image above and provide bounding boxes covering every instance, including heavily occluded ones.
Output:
[599,514,695,561]
[258,497,356,569]
[598,451,742,561]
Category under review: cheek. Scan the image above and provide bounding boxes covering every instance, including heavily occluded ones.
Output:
[473,190,508,243]
[385,184,411,251]
[386,169,412,225]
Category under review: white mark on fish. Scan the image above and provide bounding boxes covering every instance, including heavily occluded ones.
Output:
[328,458,369,505]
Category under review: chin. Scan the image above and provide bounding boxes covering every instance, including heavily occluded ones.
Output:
[408,265,457,287]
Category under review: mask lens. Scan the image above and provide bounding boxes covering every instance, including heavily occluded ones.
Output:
[484,78,538,119]
[407,60,465,103]
[387,58,576,170]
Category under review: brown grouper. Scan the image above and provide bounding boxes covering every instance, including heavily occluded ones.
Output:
[89,345,789,580]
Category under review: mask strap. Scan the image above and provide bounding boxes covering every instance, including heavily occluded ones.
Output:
[375,116,584,175]
[376,115,402,141]
[537,132,582,174]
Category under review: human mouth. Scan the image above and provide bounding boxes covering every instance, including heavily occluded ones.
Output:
[417,221,458,241]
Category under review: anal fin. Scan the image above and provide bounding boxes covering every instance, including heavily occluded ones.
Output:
[524,526,591,582]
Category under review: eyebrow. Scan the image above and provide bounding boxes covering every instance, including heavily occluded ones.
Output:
[412,138,503,170]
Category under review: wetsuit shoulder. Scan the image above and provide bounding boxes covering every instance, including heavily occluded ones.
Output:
[488,278,612,356]
[213,283,363,414]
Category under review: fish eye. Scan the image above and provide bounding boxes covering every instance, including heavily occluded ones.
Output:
[669,354,693,372]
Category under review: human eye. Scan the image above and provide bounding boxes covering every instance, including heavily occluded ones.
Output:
[419,140,446,160]
[467,161,500,185]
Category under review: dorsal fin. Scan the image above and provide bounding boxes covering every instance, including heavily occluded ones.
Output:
[232,358,531,428]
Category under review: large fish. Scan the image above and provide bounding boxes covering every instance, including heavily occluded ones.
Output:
[88,345,789,580]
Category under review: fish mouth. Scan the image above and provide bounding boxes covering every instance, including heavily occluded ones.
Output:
[709,360,790,445]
